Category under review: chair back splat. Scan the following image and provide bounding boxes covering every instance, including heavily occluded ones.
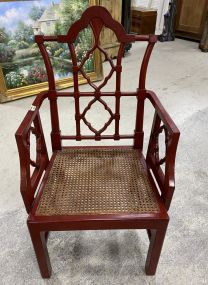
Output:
[35,6,157,150]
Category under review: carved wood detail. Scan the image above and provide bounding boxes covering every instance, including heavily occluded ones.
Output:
[152,125,170,166]
[26,125,42,169]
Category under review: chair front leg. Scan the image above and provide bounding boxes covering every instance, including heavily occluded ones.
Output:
[27,223,52,278]
[145,222,168,275]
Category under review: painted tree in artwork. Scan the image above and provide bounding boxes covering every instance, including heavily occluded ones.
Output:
[29,5,45,21]
[0,27,10,43]
[55,0,93,69]
[14,21,34,48]
[0,27,15,63]
[56,0,88,34]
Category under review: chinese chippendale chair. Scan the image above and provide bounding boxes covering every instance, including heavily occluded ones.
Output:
[15,6,180,278]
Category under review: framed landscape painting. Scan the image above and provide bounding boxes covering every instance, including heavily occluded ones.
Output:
[0,0,102,102]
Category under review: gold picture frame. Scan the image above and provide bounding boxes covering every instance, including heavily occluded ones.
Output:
[0,0,102,103]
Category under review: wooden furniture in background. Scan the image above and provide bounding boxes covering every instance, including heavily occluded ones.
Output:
[15,6,180,278]
[99,0,122,58]
[131,7,157,34]
[175,0,208,41]
[199,12,208,52]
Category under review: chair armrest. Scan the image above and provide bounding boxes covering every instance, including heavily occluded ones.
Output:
[15,92,49,213]
[146,90,180,210]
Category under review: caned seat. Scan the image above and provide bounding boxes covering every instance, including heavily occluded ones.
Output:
[16,6,180,279]
[35,148,160,216]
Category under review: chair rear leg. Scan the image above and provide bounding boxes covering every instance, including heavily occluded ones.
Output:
[145,222,168,275]
[146,229,152,240]
[45,231,50,242]
[27,223,52,278]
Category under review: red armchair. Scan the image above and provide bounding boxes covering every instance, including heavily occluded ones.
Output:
[15,6,180,278]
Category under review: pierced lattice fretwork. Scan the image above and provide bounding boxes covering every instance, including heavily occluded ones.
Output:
[69,18,124,137]
[81,96,114,136]
[26,125,42,169]
[152,125,170,166]
[35,6,157,143]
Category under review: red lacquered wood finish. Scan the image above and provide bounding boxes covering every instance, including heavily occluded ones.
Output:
[15,6,180,278]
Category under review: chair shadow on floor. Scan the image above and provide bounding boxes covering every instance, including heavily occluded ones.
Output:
[45,230,148,278]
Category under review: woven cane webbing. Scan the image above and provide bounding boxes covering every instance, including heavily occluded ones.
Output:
[35,149,160,216]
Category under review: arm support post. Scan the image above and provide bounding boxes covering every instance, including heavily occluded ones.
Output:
[146,90,180,210]
[15,93,49,213]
